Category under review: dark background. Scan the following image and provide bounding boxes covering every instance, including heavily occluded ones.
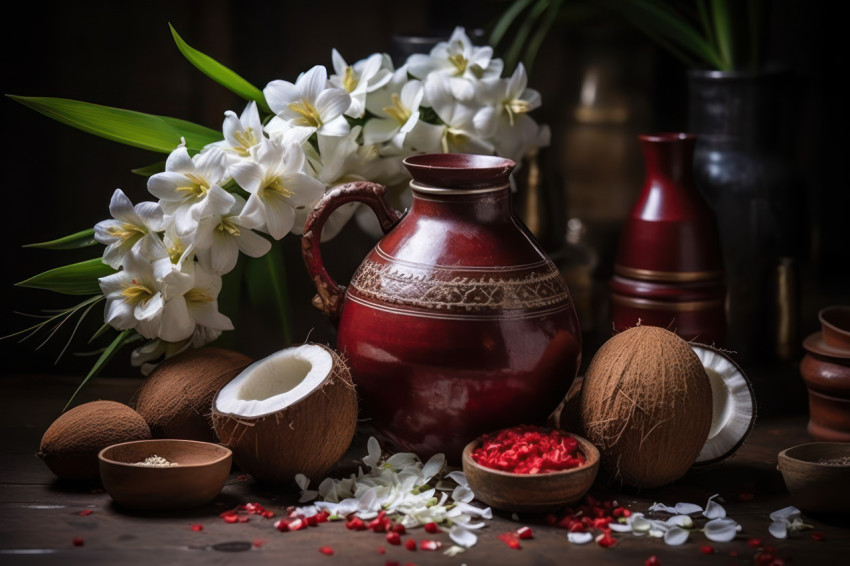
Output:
[2,0,845,400]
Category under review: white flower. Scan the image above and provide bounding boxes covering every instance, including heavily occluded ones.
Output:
[162,261,233,343]
[329,49,392,118]
[98,249,184,340]
[147,143,230,237]
[229,140,325,240]
[264,65,351,137]
[94,189,164,269]
[406,27,503,101]
[195,192,271,275]
[218,101,265,160]
[415,74,493,155]
[474,63,541,135]
[768,506,808,539]
[363,68,424,146]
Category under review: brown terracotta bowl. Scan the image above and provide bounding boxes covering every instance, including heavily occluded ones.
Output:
[461,433,599,513]
[777,442,850,514]
[99,439,232,510]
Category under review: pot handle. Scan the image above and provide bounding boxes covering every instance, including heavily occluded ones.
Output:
[302,181,402,320]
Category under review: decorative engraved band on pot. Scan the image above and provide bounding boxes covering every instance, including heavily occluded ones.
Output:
[611,293,725,312]
[614,264,723,283]
[349,258,571,312]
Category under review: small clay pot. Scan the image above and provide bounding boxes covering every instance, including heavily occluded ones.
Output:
[99,439,231,510]
[800,306,850,441]
[778,442,850,514]
[461,433,599,513]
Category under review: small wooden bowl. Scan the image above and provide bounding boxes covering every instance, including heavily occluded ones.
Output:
[778,442,850,514]
[461,432,599,513]
[99,439,232,510]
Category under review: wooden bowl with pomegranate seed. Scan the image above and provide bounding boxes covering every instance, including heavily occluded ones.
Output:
[99,439,231,510]
[462,429,599,513]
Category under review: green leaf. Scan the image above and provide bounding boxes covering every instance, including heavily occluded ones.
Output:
[65,329,132,410]
[131,161,166,176]
[490,0,536,48]
[16,258,114,295]
[7,95,222,153]
[523,0,564,73]
[505,0,549,73]
[245,243,291,345]
[710,0,733,70]
[24,229,97,250]
[170,24,272,114]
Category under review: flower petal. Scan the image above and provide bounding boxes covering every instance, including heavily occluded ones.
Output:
[567,532,593,545]
[664,527,689,546]
[704,518,740,542]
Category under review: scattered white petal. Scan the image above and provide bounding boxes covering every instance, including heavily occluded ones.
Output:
[421,453,445,483]
[704,518,740,542]
[769,506,801,523]
[449,526,478,547]
[445,471,468,487]
[664,526,689,546]
[769,520,788,539]
[665,515,694,528]
[443,545,466,557]
[649,502,678,513]
[649,528,665,538]
[609,522,633,533]
[453,502,493,519]
[631,515,652,533]
[674,502,703,515]
[703,494,727,519]
[452,485,475,503]
[567,532,594,544]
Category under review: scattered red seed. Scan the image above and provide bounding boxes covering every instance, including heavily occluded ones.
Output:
[700,545,715,555]
[347,517,367,531]
[237,474,248,481]
[748,538,764,548]
[376,546,386,554]
[420,540,441,551]
[274,519,289,532]
[645,557,661,566]
[223,514,239,524]
[307,515,319,527]
[498,533,521,549]
[78,509,93,517]
[261,510,275,519]
[385,562,400,566]
[316,511,330,523]
[811,532,826,541]
[319,546,334,556]
[190,524,203,532]
[252,539,267,548]
[288,518,307,531]
[405,539,417,551]
[596,533,617,548]
[424,522,441,534]
[72,537,84,547]
[516,526,533,539]
[471,425,586,474]
[391,523,406,534]
[386,531,401,545]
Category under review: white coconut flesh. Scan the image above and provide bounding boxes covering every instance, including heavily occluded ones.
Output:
[692,344,756,465]
[215,344,334,418]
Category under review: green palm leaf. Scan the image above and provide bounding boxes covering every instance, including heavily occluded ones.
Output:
[24,229,97,250]
[16,258,114,295]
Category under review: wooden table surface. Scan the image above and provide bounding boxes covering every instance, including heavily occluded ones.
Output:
[1,374,847,565]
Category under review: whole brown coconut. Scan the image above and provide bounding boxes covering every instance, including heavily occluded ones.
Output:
[579,325,712,488]
[135,348,253,442]
[39,401,151,480]
[212,344,357,484]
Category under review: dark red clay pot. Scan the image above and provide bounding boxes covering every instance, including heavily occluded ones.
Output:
[303,154,581,462]
[610,133,726,344]
[801,306,850,442]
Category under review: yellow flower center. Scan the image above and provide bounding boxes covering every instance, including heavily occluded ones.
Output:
[122,281,155,306]
[217,217,241,237]
[175,173,210,199]
[287,98,323,129]
[263,176,294,199]
[444,129,468,152]
[448,53,468,75]
[233,127,259,157]
[106,223,146,241]
[185,288,214,304]
[167,240,185,264]
[343,67,358,92]
[382,93,411,125]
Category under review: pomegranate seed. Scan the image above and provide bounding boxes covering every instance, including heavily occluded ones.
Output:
[507,539,521,550]
[405,539,417,551]
[275,519,289,532]
[568,522,586,533]
[346,517,366,530]
[190,524,203,532]
[645,556,661,566]
[262,510,275,519]
[592,517,609,529]
[748,538,764,548]
[369,517,388,532]
[307,515,319,527]
[386,531,401,545]
[420,540,441,551]
[376,546,386,554]
[498,533,521,549]
[319,546,334,556]
[237,474,248,481]
[596,533,617,548]
[223,514,239,524]
[517,526,533,539]
[385,562,400,566]
[289,518,307,531]
[700,545,714,555]
[316,511,330,523]
[79,509,93,517]
[424,522,440,534]
[622,508,631,518]
[391,523,406,534]
[252,539,267,548]
[72,537,84,547]
[811,532,825,541]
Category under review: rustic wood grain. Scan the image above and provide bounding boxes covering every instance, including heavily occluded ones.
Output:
[1,374,848,565]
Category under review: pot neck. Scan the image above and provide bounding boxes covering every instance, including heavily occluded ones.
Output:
[640,133,697,187]
[409,185,513,223]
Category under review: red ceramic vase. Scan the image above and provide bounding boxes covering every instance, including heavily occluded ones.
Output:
[303,154,582,461]
[610,133,726,344]
[800,306,850,442]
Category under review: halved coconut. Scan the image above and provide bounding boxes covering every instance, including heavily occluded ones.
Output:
[212,343,357,484]
[691,344,757,465]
